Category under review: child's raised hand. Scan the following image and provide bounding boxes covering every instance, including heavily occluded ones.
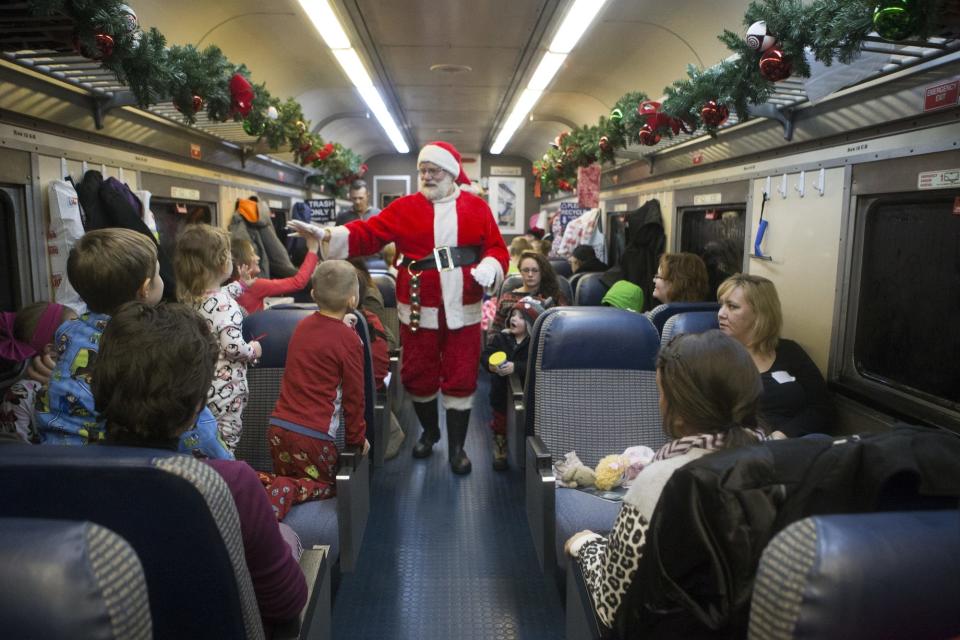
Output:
[237,263,256,286]
[362,438,371,456]
[249,340,262,361]
[342,314,358,329]
[25,352,57,385]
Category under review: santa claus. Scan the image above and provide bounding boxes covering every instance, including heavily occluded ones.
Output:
[290,141,509,474]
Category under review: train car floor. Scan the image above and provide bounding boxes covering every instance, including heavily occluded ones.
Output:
[332,375,565,639]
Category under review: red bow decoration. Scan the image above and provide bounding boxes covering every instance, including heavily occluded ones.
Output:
[637,99,690,136]
[229,73,254,118]
[317,143,335,161]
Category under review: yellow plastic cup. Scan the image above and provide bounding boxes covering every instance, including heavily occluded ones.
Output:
[489,351,507,367]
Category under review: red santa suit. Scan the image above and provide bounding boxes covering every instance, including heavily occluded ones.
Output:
[324,182,508,407]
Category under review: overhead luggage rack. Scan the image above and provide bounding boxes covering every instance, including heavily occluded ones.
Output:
[623,35,959,156]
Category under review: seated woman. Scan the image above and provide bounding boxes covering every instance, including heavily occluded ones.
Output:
[565,330,767,628]
[568,245,608,274]
[650,252,710,305]
[488,251,568,340]
[717,273,834,437]
[92,301,307,628]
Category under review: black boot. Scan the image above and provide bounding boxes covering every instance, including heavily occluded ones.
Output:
[446,409,472,475]
[412,399,440,458]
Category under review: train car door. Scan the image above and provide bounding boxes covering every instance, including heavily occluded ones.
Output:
[673,182,749,294]
[140,173,220,263]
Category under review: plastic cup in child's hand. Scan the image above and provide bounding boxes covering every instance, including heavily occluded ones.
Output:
[489,351,507,367]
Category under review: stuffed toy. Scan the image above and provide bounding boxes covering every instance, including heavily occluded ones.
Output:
[594,454,630,491]
[622,445,655,486]
[563,464,596,488]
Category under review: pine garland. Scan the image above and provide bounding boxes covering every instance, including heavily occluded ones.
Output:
[533,0,954,198]
[22,0,364,194]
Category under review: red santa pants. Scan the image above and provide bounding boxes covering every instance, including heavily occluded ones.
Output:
[400,312,481,400]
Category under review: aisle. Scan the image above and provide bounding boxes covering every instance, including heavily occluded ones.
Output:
[332,379,564,639]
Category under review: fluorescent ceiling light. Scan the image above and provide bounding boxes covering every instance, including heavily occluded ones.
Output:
[490,0,608,153]
[332,48,373,87]
[298,0,351,49]
[549,0,608,54]
[299,0,408,152]
[490,89,542,154]
[528,52,567,91]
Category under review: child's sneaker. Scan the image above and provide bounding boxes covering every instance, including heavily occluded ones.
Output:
[492,434,508,471]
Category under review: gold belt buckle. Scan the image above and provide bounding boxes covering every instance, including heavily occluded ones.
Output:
[433,246,455,272]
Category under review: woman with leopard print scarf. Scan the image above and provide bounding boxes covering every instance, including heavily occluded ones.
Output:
[565,330,769,629]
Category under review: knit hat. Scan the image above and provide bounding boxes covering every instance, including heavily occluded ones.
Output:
[418,141,472,186]
[601,280,644,313]
[512,296,551,331]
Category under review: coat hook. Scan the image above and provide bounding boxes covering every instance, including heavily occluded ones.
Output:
[778,173,788,199]
[814,167,825,196]
[795,170,805,198]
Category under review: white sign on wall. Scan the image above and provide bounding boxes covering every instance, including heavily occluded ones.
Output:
[171,186,201,200]
[490,165,522,176]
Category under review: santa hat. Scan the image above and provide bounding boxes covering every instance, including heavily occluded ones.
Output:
[418,141,472,186]
[512,296,552,331]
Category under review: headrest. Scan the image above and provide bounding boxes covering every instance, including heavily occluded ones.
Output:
[0,445,253,639]
[243,308,315,368]
[648,302,721,334]
[536,307,659,371]
[501,274,523,295]
[0,518,152,640]
[372,274,396,307]
[576,272,610,306]
[661,311,719,346]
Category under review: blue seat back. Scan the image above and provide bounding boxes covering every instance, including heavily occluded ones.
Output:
[499,274,523,299]
[569,271,586,294]
[350,310,377,452]
[365,257,387,271]
[647,302,721,335]
[0,446,262,639]
[524,307,665,467]
[749,510,960,639]
[0,517,152,640]
[574,272,608,306]
[659,311,720,348]
[557,276,573,305]
[550,258,572,278]
[372,273,396,308]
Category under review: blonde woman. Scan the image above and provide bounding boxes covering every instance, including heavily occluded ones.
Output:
[717,273,833,437]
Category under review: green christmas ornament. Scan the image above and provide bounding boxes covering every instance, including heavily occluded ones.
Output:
[610,108,623,122]
[873,0,918,41]
[243,119,265,137]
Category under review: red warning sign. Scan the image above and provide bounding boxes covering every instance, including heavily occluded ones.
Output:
[924,80,958,112]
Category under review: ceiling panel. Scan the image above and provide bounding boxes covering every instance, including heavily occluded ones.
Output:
[398,86,504,114]
[380,46,520,87]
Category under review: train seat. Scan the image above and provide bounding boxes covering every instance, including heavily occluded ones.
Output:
[550,258,573,278]
[0,517,152,639]
[240,307,371,572]
[557,275,574,305]
[498,273,523,299]
[659,310,720,347]
[574,272,609,306]
[646,301,721,335]
[749,509,960,640]
[524,307,665,592]
[0,445,329,640]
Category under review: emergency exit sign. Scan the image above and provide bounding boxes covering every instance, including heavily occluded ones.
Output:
[924,79,958,112]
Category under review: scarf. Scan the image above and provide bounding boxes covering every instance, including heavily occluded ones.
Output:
[653,428,768,462]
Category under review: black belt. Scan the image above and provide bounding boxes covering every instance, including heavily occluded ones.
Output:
[404,246,481,272]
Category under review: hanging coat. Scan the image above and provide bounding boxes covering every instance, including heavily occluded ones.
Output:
[601,199,665,311]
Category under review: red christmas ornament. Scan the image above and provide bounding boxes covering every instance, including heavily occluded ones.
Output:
[758,48,793,83]
[700,100,729,127]
[638,124,661,146]
[229,73,254,117]
[74,32,115,60]
[637,100,661,117]
[557,179,572,192]
[358,163,368,176]
[599,135,611,152]
[174,94,204,114]
[317,142,335,161]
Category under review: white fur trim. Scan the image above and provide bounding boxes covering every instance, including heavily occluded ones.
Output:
[432,195,466,329]
[418,144,460,179]
[398,302,482,330]
[568,532,603,557]
[409,392,438,403]
[477,256,504,294]
[321,225,350,260]
[441,393,474,411]
[622,448,710,519]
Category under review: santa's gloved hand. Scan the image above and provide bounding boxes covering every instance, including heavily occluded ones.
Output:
[471,261,498,288]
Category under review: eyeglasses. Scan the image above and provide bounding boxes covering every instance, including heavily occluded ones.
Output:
[520,268,540,274]
[417,166,446,178]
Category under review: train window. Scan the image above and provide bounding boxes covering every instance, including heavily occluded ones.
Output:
[848,191,960,417]
[678,207,745,294]
[151,199,214,262]
[0,189,23,312]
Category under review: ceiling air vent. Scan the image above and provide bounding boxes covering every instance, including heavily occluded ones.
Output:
[429,64,473,74]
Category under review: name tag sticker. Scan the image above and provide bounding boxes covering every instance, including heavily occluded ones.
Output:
[772,371,796,384]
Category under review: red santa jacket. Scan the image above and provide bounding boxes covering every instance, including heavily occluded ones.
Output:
[326,187,509,330]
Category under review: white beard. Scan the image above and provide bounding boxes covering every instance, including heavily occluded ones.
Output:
[420,172,456,201]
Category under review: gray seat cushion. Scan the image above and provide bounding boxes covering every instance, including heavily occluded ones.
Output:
[555,488,622,572]
[286,499,340,563]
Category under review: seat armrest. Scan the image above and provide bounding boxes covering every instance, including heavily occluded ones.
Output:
[506,373,525,473]
[388,348,403,404]
[566,556,603,640]
[372,387,389,468]
[336,447,370,572]
[275,546,331,640]
[526,435,556,584]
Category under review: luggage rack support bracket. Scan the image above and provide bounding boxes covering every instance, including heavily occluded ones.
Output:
[90,92,138,130]
[748,103,796,141]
